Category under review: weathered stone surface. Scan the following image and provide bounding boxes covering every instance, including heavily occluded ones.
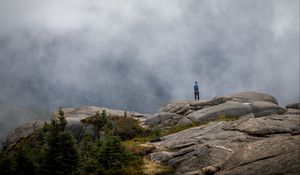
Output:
[52,106,148,120]
[176,105,192,115]
[155,122,247,150]
[150,122,247,174]
[6,120,44,145]
[202,166,219,174]
[150,151,173,163]
[169,145,234,174]
[175,118,193,128]
[190,106,203,111]
[285,108,300,115]
[250,101,286,116]
[217,135,300,175]
[182,170,203,175]
[159,100,194,113]
[150,112,300,174]
[218,151,300,175]
[144,112,183,127]
[187,100,286,123]
[286,103,300,109]
[224,114,300,136]
[187,101,253,122]
[190,97,232,107]
[226,91,279,104]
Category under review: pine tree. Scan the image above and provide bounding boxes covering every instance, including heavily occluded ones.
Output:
[13,146,35,175]
[39,107,79,175]
[96,134,136,171]
[0,152,16,175]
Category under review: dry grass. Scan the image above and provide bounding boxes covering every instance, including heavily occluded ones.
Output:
[123,137,174,175]
[142,157,175,175]
[123,139,155,156]
[112,117,145,140]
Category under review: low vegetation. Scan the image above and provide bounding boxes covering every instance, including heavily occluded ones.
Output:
[142,157,175,175]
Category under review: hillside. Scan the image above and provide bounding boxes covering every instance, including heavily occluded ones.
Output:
[2,91,300,175]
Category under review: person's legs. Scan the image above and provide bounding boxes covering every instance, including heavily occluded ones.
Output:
[196,92,199,100]
[195,92,199,101]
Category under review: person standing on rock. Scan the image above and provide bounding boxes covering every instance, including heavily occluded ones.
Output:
[194,82,200,101]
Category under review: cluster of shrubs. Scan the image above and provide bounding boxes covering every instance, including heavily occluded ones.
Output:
[82,110,147,141]
[0,108,146,175]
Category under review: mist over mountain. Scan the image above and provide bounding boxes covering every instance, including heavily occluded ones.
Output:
[0,0,299,140]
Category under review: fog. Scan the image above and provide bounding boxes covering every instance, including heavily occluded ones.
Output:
[0,0,299,141]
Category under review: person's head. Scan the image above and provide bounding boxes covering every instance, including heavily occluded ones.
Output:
[195,81,197,84]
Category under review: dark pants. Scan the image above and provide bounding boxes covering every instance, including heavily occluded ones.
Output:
[194,91,199,100]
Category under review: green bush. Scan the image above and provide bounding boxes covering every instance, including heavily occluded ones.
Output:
[97,135,137,167]
[82,110,147,140]
[112,116,146,140]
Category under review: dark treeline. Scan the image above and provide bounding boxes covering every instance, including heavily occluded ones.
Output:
[0,109,150,175]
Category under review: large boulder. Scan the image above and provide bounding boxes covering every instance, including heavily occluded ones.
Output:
[150,122,250,174]
[217,135,300,175]
[187,100,286,122]
[176,118,193,128]
[144,112,183,128]
[223,114,300,136]
[190,97,232,107]
[187,101,253,122]
[286,103,300,110]
[52,106,147,120]
[159,100,194,115]
[250,101,286,117]
[149,112,300,174]
[6,120,44,145]
[285,108,300,115]
[226,91,279,104]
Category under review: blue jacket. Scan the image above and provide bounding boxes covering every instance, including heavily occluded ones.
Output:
[194,84,199,92]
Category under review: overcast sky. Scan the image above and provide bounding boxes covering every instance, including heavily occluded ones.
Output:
[0,0,299,139]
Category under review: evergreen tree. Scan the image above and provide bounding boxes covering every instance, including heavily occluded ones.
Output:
[94,110,109,131]
[13,146,35,175]
[77,133,99,174]
[96,134,136,172]
[39,107,79,175]
[0,152,16,175]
